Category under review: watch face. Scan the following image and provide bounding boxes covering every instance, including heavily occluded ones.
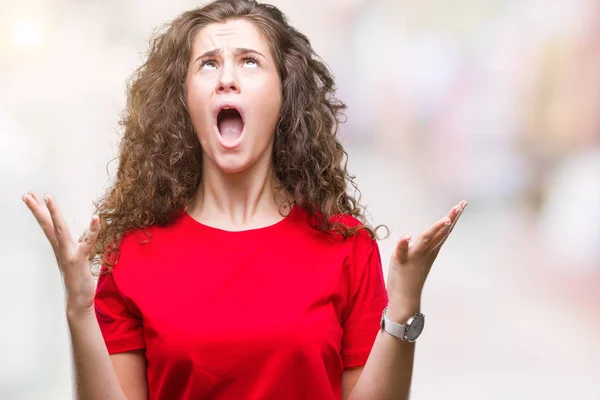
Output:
[407,314,425,342]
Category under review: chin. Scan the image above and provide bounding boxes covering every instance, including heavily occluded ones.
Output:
[213,154,254,175]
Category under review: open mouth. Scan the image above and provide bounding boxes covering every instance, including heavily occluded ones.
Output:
[216,106,244,144]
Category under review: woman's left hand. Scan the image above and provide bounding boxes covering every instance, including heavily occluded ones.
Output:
[385,200,468,321]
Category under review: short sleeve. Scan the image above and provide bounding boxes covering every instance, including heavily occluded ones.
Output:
[94,265,145,354]
[341,239,388,368]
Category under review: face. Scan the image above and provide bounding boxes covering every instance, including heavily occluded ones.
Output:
[186,19,282,174]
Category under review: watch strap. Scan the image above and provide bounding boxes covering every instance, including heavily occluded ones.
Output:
[380,307,408,340]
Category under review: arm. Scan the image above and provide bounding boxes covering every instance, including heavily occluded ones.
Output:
[345,308,416,399]
[68,308,148,400]
[110,351,149,399]
[341,366,363,400]
[23,192,148,400]
[348,201,467,400]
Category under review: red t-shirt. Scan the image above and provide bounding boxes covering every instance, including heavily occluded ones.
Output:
[95,205,388,400]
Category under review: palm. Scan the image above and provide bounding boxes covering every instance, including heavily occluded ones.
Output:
[387,200,467,304]
[23,192,100,311]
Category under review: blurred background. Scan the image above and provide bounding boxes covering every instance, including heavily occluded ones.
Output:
[1,0,599,398]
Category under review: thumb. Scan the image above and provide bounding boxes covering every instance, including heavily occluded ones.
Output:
[77,215,100,257]
[393,234,412,264]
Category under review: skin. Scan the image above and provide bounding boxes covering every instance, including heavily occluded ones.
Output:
[348,200,467,400]
[186,20,282,174]
[185,19,288,231]
[23,18,467,400]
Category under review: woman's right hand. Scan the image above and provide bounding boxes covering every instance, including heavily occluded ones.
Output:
[23,191,100,316]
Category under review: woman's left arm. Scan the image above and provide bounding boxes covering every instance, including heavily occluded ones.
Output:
[346,200,467,400]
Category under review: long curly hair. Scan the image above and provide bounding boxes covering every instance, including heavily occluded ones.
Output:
[90,0,384,272]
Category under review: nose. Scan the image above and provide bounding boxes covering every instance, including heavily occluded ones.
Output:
[216,62,240,94]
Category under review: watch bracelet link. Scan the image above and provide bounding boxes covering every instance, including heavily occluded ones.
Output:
[380,307,425,342]
[380,307,409,340]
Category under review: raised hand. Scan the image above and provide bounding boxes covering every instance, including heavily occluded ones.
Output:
[23,192,100,314]
[386,200,468,320]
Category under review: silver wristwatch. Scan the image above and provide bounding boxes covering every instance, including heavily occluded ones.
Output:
[380,307,425,343]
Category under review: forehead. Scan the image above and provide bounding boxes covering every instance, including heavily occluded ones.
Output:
[192,19,271,54]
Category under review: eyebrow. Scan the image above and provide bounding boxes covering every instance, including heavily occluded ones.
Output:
[193,47,266,64]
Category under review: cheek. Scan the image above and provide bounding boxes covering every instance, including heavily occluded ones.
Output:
[186,82,213,134]
[254,79,282,129]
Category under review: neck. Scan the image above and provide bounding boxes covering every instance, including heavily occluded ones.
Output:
[188,152,290,229]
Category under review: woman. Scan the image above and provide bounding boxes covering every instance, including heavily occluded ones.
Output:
[23,0,466,399]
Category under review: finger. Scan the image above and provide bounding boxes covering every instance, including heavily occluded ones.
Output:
[411,217,451,254]
[393,234,412,264]
[432,201,468,252]
[23,192,58,250]
[442,200,466,224]
[447,201,468,236]
[430,221,453,251]
[45,194,74,247]
[77,215,100,257]
[30,191,47,207]
[431,202,463,249]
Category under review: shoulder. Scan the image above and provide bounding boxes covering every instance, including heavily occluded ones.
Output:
[330,212,364,228]
[330,212,376,248]
[328,213,381,272]
[111,217,180,272]
[117,211,189,253]
[301,207,378,260]
[295,206,375,241]
[117,226,155,254]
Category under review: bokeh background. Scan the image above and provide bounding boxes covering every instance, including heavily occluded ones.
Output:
[2,0,599,398]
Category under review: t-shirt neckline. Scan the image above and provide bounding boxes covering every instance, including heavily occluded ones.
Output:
[182,204,299,235]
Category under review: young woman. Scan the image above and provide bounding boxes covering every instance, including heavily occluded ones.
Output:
[23,0,466,399]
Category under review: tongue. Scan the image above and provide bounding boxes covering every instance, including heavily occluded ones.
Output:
[218,115,243,143]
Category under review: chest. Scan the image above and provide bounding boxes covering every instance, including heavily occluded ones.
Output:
[135,239,350,372]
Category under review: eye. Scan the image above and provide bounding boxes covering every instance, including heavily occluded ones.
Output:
[243,57,259,68]
[200,58,218,70]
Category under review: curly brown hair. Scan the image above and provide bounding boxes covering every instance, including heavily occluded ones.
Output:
[90,0,384,272]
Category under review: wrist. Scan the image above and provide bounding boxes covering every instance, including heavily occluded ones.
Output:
[386,299,421,323]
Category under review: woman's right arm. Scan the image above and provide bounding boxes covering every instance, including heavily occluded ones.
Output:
[67,308,148,400]
[23,192,148,400]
